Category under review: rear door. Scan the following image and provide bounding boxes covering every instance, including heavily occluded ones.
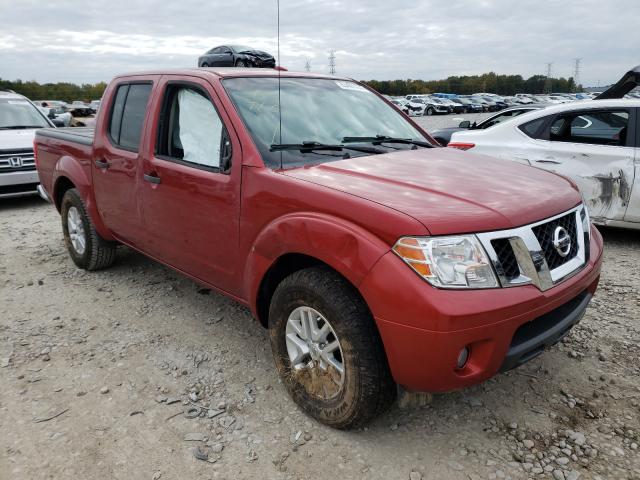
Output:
[92,79,154,243]
[533,107,636,223]
[139,75,242,294]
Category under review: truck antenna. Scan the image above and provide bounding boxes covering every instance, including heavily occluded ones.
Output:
[277,0,283,170]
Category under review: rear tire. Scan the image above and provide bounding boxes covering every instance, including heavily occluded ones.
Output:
[268,266,396,429]
[201,62,209,67]
[61,188,117,271]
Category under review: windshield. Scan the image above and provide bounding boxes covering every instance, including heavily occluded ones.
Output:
[0,98,49,129]
[223,77,430,169]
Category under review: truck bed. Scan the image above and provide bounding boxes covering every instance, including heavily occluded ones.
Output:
[34,127,95,203]
[36,127,94,146]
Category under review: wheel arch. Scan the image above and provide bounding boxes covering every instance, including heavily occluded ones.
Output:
[245,213,390,328]
[52,156,114,240]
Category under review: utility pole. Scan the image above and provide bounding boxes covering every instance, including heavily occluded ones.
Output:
[328,50,336,75]
[544,62,553,93]
[304,58,311,72]
[573,58,582,91]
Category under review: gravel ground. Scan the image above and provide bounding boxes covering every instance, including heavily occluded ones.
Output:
[1,197,640,480]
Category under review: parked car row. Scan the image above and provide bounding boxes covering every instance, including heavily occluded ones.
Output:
[33,99,100,118]
[387,90,640,118]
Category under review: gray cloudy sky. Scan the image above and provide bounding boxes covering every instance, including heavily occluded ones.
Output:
[0,0,637,86]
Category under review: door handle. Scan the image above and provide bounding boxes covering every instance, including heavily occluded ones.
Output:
[95,159,110,169]
[143,173,161,184]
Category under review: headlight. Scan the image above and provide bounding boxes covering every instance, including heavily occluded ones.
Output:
[392,235,499,289]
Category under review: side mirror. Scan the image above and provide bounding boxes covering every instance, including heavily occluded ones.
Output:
[459,120,471,128]
[47,110,57,119]
[51,119,65,128]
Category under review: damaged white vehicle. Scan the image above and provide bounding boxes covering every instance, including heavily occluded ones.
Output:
[448,66,640,229]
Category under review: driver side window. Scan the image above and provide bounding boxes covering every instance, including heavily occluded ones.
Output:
[156,85,232,172]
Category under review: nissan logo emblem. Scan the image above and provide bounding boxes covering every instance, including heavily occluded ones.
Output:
[552,226,572,257]
[8,156,23,168]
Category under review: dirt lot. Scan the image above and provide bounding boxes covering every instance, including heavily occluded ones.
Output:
[1,197,639,480]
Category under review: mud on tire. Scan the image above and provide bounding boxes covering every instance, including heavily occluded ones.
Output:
[61,188,117,271]
[268,266,396,429]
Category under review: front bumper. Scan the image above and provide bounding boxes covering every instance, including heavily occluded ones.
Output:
[359,227,603,392]
[0,170,40,198]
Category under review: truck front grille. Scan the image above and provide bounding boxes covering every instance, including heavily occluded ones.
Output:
[477,205,589,292]
[0,149,36,173]
[490,238,520,279]
[532,212,579,270]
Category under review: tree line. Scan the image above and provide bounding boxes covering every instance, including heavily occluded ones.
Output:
[1,71,578,102]
[0,78,108,103]
[363,72,578,96]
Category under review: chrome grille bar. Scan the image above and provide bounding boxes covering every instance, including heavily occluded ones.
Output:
[477,205,588,291]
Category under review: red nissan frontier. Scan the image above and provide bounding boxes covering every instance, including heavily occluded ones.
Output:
[34,68,603,429]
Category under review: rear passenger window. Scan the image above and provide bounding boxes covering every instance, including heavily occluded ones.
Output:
[549,110,629,146]
[108,83,152,151]
[108,85,128,145]
[518,117,546,139]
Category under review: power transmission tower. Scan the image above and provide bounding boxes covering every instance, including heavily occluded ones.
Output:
[328,50,336,75]
[573,58,582,91]
[304,58,311,72]
[544,62,553,93]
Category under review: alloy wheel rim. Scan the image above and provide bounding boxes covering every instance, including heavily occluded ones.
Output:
[67,206,86,255]
[285,306,345,400]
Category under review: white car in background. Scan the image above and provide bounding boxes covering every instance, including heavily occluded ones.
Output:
[448,98,639,228]
[448,66,640,229]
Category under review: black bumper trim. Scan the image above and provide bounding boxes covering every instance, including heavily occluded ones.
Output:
[500,290,591,372]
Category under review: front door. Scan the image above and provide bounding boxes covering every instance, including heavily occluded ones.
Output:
[139,76,242,294]
[92,81,154,243]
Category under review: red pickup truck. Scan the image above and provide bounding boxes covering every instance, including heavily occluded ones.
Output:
[34,68,603,429]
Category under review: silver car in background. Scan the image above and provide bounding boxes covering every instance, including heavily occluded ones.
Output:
[0,91,56,198]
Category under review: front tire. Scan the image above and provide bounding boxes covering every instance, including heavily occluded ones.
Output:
[61,188,117,271]
[426,107,434,116]
[269,266,396,429]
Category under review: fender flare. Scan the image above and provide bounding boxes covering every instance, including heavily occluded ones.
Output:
[52,156,114,240]
[244,211,390,320]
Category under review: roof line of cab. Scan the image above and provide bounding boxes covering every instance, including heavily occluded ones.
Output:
[112,68,352,81]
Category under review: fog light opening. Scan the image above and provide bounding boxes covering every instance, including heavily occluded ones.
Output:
[456,347,470,369]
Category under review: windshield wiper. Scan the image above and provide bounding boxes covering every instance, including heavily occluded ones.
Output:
[342,135,435,148]
[0,125,45,130]
[270,141,385,154]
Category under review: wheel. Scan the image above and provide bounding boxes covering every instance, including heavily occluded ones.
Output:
[426,107,434,116]
[235,59,250,67]
[268,266,396,429]
[61,188,117,271]
[201,62,209,67]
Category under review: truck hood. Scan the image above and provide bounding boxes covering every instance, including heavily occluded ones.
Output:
[0,128,37,150]
[282,148,581,235]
